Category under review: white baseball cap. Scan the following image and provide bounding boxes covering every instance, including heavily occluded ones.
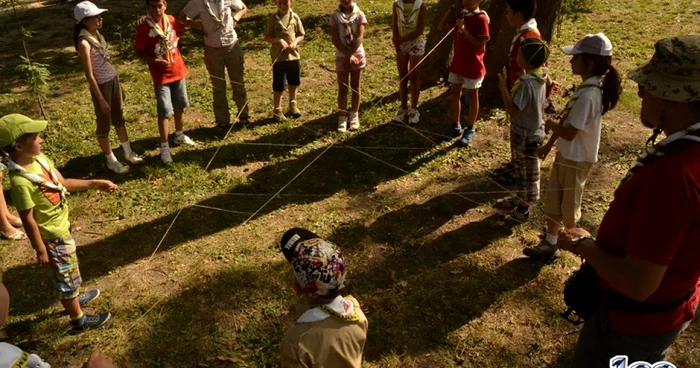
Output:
[561,33,613,57]
[74,1,108,24]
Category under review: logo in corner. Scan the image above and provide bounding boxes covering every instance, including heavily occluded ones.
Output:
[610,356,677,368]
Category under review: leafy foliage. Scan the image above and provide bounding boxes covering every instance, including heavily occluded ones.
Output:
[15,56,50,96]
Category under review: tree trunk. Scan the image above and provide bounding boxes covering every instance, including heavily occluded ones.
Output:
[421,0,564,103]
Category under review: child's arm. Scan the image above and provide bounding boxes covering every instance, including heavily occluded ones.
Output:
[391,3,400,47]
[135,27,169,70]
[438,7,455,31]
[463,14,489,50]
[397,5,427,44]
[77,40,109,114]
[330,20,351,56]
[19,209,49,266]
[546,118,579,141]
[347,23,366,55]
[498,67,522,119]
[231,1,247,24]
[55,170,117,193]
[289,17,305,50]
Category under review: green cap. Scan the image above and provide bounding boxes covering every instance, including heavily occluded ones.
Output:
[0,114,48,148]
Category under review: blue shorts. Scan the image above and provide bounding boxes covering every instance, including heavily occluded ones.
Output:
[155,78,190,118]
[272,60,301,92]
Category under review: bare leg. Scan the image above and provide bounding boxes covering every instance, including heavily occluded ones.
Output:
[158,117,170,143]
[409,55,422,109]
[61,297,82,320]
[97,137,113,155]
[547,215,563,237]
[173,109,184,132]
[337,71,350,116]
[396,53,409,110]
[467,88,479,130]
[350,70,361,113]
[288,85,298,102]
[0,179,19,235]
[114,126,129,144]
[273,91,283,109]
[450,83,462,127]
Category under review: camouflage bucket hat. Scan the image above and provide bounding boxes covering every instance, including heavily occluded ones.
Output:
[628,35,700,102]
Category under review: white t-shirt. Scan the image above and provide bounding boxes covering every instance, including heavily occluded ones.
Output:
[556,76,603,163]
[329,5,367,58]
[183,0,245,48]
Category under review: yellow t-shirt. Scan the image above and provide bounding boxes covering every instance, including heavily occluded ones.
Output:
[264,11,305,62]
[10,154,70,240]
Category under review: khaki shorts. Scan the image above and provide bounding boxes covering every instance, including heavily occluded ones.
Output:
[91,75,126,138]
[544,152,593,227]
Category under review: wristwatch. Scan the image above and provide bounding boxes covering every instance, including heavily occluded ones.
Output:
[571,235,593,256]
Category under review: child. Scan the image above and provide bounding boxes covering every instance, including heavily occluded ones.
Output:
[264,0,305,122]
[279,228,368,367]
[391,0,426,125]
[524,33,621,261]
[136,0,196,164]
[180,0,250,128]
[0,114,113,331]
[73,1,143,174]
[438,0,490,145]
[330,0,367,132]
[504,0,540,89]
[495,38,550,222]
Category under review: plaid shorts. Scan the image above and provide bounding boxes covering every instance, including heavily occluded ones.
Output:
[512,132,543,203]
[44,233,82,300]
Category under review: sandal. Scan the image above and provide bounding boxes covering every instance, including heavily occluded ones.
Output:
[1,229,26,241]
[8,218,22,228]
[493,197,519,210]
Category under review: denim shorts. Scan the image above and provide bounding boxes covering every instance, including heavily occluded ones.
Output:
[155,78,190,118]
[272,60,301,92]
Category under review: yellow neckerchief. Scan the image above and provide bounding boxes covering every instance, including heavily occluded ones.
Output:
[8,156,69,206]
[79,28,109,60]
[318,295,361,322]
[509,18,538,56]
[10,351,29,368]
[397,0,422,36]
[145,14,174,62]
[276,9,296,32]
[334,4,361,48]
[203,0,227,29]
[510,67,546,97]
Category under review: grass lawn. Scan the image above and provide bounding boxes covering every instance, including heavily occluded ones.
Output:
[0,0,699,366]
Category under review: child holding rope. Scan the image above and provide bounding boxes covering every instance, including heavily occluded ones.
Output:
[391,0,426,125]
[330,0,367,132]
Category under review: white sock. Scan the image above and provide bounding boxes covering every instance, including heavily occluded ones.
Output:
[546,234,558,246]
[175,131,184,137]
[121,141,132,156]
[161,142,170,151]
[105,152,118,164]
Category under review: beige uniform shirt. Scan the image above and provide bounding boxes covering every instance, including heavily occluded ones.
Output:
[264,11,305,62]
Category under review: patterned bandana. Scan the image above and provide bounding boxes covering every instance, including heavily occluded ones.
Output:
[509,18,538,56]
[290,238,346,298]
[510,67,547,97]
[145,14,174,62]
[396,0,422,36]
[8,156,69,206]
[334,4,361,49]
[79,28,109,60]
[203,0,227,29]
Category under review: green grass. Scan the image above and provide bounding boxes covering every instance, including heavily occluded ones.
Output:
[0,0,699,367]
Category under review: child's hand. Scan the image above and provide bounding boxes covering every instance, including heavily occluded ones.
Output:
[391,35,401,46]
[36,248,49,266]
[289,41,298,50]
[350,55,359,65]
[279,39,290,49]
[83,351,117,368]
[98,98,110,115]
[537,144,552,160]
[94,180,118,193]
[498,67,508,91]
[154,58,169,70]
[544,119,558,133]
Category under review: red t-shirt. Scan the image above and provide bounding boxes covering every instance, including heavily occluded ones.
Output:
[448,11,490,80]
[135,15,188,86]
[595,143,700,335]
[508,28,541,89]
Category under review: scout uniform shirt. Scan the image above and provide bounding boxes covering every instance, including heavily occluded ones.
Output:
[183,0,246,48]
[135,14,189,86]
[264,10,305,62]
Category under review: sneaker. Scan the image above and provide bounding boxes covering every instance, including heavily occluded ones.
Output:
[161,148,173,164]
[288,101,302,119]
[490,162,516,178]
[458,127,476,146]
[337,115,348,133]
[273,107,287,122]
[348,112,360,131]
[78,289,100,307]
[72,312,111,332]
[493,197,519,210]
[393,109,407,123]
[106,160,129,174]
[442,124,463,141]
[406,108,420,125]
[174,134,196,147]
[124,151,143,165]
[508,206,530,222]
[523,240,561,261]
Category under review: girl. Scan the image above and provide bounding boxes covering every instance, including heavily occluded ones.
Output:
[524,33,622,261]
[391,0,426,125]
[330,0,367,132]
[73,1,142,174]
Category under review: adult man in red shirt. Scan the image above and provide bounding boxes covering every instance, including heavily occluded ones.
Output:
[559,35,700,367]
[136,0,196,164]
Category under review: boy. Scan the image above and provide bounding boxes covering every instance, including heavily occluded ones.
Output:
[180,0,250,129]
[279,228,368,367]
[496,38,550,222]
[0,114,113,331]
[264,0,305,122]
[136,0,196,164]
[391,0,427,125]
[438,0,490,146]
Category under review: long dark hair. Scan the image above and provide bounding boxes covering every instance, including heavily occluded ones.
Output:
[73,22,88,49]
[581,53,622,115]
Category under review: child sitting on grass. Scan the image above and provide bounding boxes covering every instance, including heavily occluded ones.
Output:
[279,228,368,367]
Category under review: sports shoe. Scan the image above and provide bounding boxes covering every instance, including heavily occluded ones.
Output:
[161,148,173,164]
[106,160,129,174]
[288,100,302,119]
[337,115,348,133]
[490,162,516,178]
[442,124,463,140]
[72,312,111,332]
[273,107,287,122]
[458,127,477,146]
[124,151,143,165]
[393,109,407,123]
[406,108,420,125]
[348,112,360,131]
[78,289,100,307]
[493,197,519,210]
[174,134,196,147]
[523,240,561,261]
[508,206,530,222]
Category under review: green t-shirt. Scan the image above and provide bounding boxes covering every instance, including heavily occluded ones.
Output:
[10,154,70,240]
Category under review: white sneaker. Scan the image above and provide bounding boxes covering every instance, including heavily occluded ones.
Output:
[106,160,129,174]
[406,108,420,125]
[174,134,196,147]
[161,148,173,164]
[124,151,144,164]
[393,109,407,123]
[349,112,360,131]
[337,116,348,133]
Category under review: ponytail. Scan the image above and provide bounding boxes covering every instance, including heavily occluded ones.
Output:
[581,53,622,115]
[73,22,88,49]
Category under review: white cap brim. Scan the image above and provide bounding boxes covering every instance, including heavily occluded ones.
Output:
[561,45,582,55]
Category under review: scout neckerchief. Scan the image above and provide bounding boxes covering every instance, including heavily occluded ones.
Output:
[79,28,109,60]
[617,121,700,193]
[509,18,538,56]
[510,67,546,97]
[558,80,602,124]
[145,14,174,62]
[397,0,422,36]
[296,295,361,323]
[8,156,69,206]
[203,0,227,29]
[276,9,296,32]
[334,4,361,48]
